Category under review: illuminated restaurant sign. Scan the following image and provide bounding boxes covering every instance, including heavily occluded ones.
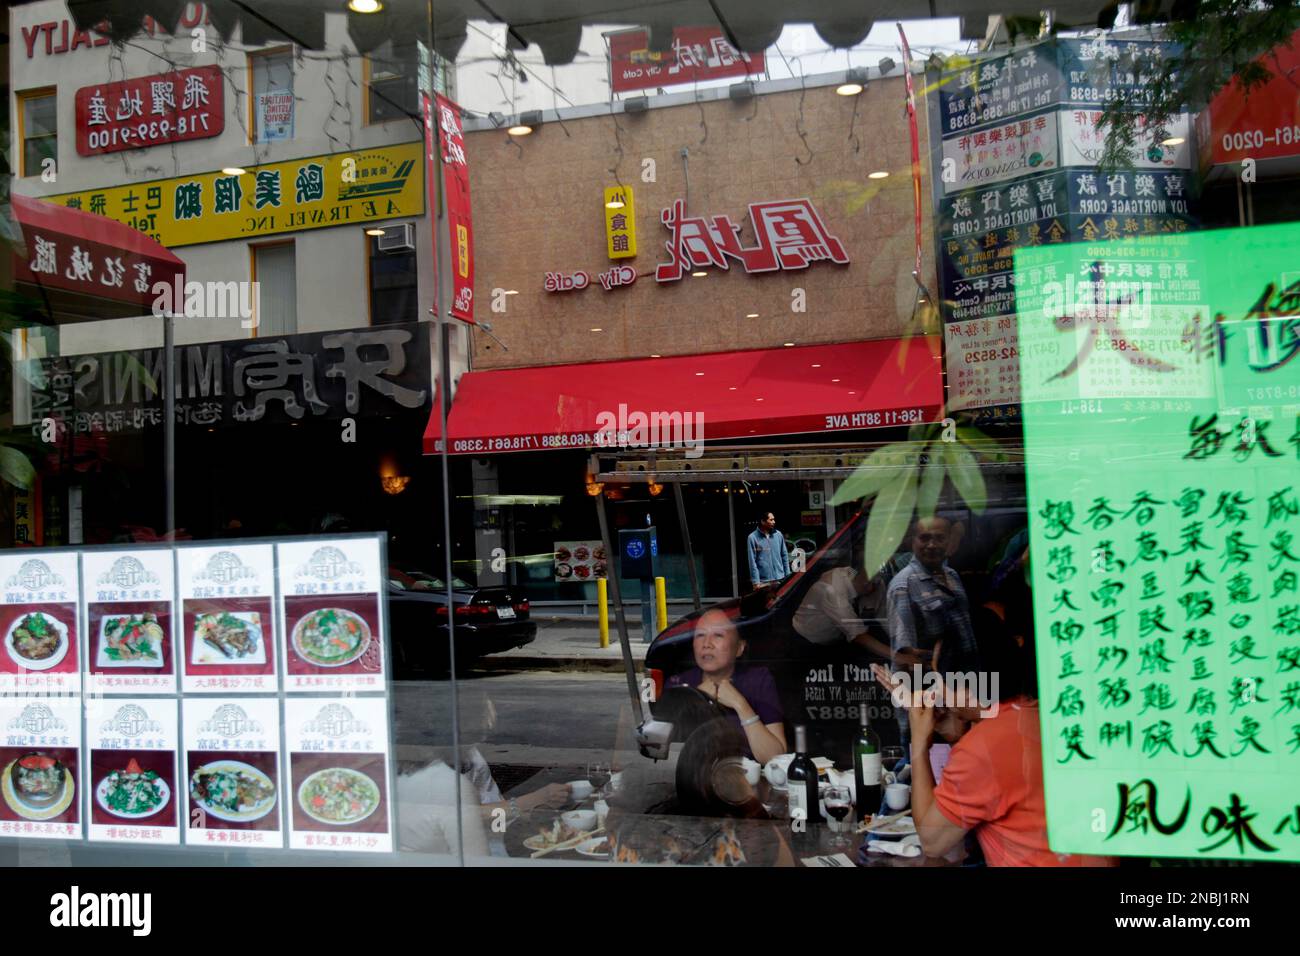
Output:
[1016,222,1300,863]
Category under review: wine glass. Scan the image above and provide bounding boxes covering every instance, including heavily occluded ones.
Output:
[823,786,853,848]
[881,746,905,783]
[586,761,612,799]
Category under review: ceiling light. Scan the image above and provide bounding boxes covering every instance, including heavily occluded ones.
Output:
[811,364,821,368]
[783,342,795,347]
[508,124,534,136]
[503,289,519,295]
[1161,136,1185,147]
[868,170,890,179]
[650,353,661,358]
[831,378,841,382]
[365,228,385,236]
[692,270,708,277]
[728,386,737,390]
[221,166,247,176]
[605,198,625,209]
[745,312,759,318]
[348,0,383,11]
[695,372,705,376]
[755,398,764,401]
[590,327,603,332]
[836,68,869,96]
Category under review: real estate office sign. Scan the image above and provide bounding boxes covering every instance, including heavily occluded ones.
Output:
[1016,222,1300,862]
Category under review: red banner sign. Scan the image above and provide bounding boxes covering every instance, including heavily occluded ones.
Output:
[75,66,223,156]
[609,27,765,94]
[1199,28,1300,166]
[433,93,475,324]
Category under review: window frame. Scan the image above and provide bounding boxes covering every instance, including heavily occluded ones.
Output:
[248,238,296,338]
[363,40,420,126]
[247,45,296,145]
[17,86,58,179]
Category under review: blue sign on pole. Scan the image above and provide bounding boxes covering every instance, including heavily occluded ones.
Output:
[626,539,645,560]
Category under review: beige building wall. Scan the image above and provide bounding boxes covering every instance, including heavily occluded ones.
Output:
[466,75,939,370]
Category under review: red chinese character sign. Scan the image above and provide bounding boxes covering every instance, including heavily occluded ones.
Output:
[75,66,223,156]
[608,27,765,94]
[432,92,474,324]
[654,199,849,282]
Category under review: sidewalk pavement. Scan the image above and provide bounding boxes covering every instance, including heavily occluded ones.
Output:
[477,618,652,673]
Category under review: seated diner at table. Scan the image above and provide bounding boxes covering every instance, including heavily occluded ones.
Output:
[665,608,786,765]
[872,627,1117,867]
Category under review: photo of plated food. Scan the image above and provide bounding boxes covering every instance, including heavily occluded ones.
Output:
[5,611,69,671]
[95,757,171,820]
[96,613,165,668]
[0,752,76,821]
[192,611,264,665]
[556,563,573,579]
[189,759,277,823]
[554,546,572,562]
[297,766,380,826]
[291,607,371,667]
[573,545,590,562]
[553,541,606,582]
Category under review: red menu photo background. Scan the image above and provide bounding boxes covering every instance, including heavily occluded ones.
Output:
[0,746,79,824]
[182,597,276,677]
[283,594,382,677]
[288,752,389,835]
[89,748,178,828]
[0,603,79,675]
[185,749,281,832]
[86,601,174,676]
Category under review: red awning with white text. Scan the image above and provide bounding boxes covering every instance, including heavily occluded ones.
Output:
[424,337,943,455]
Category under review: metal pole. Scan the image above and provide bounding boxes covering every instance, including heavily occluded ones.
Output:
[727,480,739,598]
[163,313,175,537]
[672,480,701,611]
[596,490,644,724]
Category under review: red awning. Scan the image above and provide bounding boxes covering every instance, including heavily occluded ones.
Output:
[10,192,186,309]
[425,337,943,455]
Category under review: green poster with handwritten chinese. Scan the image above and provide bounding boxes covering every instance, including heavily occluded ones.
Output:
[1016,222,1300,862]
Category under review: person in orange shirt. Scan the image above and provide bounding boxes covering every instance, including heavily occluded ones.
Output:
[874,627,1117,867]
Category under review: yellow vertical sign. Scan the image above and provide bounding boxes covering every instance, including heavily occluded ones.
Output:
[604,186,636,259]
[456,224,470,278]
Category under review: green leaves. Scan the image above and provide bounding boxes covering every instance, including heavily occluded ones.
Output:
[917,455,945,519]
[864,467,918,577]
[941,442,987,513]
[829,442,911,506]
[0,444,36,490]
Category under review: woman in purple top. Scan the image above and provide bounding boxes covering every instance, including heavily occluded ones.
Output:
[666,609,786,764]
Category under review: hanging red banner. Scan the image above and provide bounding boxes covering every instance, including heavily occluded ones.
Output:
[431,92,475,324]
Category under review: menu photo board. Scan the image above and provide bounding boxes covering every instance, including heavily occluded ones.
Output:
[0,697,82,840]
[85,697,180,845]
[554,540,607,583]
[177,543,278,694]
[0,550,81,693]
[284,697,393,853]
[82,548,177,694]
[277,536,387,693]
[183,697,284,848]
[1016,222,1300,863]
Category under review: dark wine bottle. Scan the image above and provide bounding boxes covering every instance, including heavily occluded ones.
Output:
[787,724,822,824]
[853,707,882,821]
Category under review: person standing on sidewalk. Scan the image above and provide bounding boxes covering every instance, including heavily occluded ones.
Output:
[747,512,790,591]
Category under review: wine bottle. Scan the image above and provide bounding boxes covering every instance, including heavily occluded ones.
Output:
[786,724,822,824]
[853,707,882,821]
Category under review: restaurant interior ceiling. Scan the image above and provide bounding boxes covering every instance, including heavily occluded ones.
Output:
[54,0,1201,62]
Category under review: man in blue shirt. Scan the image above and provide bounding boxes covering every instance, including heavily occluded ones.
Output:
[747,512,790,590]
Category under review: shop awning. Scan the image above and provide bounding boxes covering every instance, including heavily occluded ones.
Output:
[10,192,186,309]
[425,336,943,455]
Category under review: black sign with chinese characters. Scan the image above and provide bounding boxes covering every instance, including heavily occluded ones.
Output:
[29,323,431,436]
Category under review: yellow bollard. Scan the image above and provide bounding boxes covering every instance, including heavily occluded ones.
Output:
[597,577,610,648]
[655,576,668,636]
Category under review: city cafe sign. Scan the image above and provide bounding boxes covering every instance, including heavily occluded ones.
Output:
[543,197,848,293]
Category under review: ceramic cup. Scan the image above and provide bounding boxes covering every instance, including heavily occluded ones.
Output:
[885,783,911,811]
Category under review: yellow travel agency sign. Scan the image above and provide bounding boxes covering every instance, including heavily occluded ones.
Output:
[45,142,425,248]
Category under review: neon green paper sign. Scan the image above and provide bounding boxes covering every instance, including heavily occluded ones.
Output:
[1016,222,1300,862]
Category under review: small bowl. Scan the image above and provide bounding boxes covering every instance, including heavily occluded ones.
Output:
[562,809,598,832]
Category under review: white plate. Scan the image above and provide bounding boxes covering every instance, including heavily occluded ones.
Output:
[575,836,611,859]
[296,767,380,826]
[191,612,266,666]
[2,760,75,820]
[96,772,171,820]
[291,609,371,668]
[5,611,69,672]
[189,760,276,823]
[867,815,916,838]
[95,616,166,669]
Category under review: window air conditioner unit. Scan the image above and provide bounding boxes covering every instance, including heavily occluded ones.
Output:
[376,222,416,252]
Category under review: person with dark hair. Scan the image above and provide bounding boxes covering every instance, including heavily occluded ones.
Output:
[666,609,786,763]
[746,512,790,591]
[872,627,1116,867]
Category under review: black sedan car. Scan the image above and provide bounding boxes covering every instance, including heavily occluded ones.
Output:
[644,513,908,763]
[388,567,536,675]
